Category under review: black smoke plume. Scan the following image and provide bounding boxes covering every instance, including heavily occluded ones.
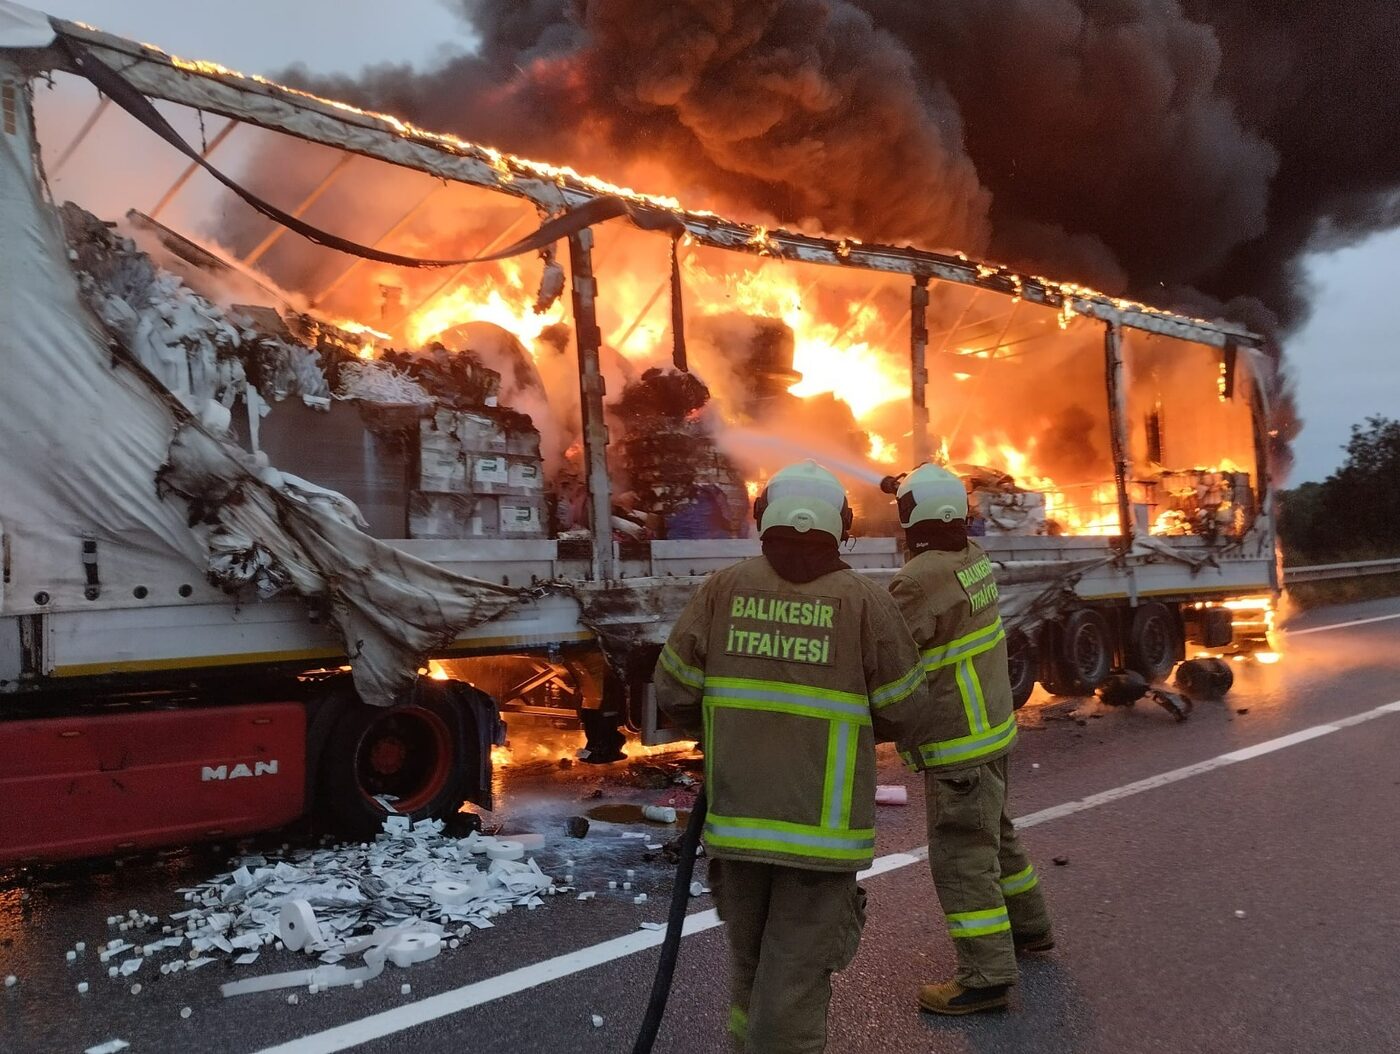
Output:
[271,0,1400,464]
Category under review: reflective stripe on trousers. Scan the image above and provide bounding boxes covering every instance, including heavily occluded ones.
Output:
[947,906,1012,939]
[1000,864,1039,897]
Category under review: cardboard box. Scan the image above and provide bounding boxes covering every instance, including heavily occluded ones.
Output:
[471,454,511,488]
[507,457,544,491]
[408,492,477,539]
[970,489,1047,536]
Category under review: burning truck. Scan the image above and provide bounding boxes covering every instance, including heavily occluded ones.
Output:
[0,6,1277,864]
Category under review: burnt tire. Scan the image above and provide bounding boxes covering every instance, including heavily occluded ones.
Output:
[1047,608,1114,696]
[1006,629,1038,711]
[1126,603,1181,682]
[317,689,473,841]
[1175,657,1234,700]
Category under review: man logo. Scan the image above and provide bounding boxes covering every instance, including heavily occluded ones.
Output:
[201,760,279,781]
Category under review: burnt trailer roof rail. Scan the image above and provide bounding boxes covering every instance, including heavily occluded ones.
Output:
[22,17,1264,352]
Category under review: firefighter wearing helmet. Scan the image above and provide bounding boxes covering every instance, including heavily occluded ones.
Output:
[655,460,937,1053]
[889,463,1055,1016]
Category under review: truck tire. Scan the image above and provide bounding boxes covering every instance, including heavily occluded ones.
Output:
[1175,657,1234,699]
[317,691,473,840]
[1126,603,1181,682]
[1006,629,1038,710]
[1045,609,1113,696]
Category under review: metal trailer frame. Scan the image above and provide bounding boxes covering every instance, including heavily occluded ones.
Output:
[0,18,1279,734]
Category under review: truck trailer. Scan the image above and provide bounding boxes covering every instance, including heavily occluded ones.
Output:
[0,4,1278,865]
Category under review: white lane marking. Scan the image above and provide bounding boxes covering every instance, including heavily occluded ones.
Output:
[1288,611,1400,636]
[250,697,1400,1054]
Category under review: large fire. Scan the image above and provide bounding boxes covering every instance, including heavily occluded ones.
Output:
[68,42,1256,543]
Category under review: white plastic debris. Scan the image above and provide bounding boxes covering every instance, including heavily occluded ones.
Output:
[689,881,710,898]
[108,967,118,979]
[129,984,141,996]
[625,869,636,880]
[278,900,322,951]
[75,942,86,952]
[84,1041,130,1054]
[642,806,677,824]
[384,932,441,968]
[483,840,526,862]
[591,1014,604,1028]
[180,1007,192,1019]
[577,892,596,901]
[5,975,16,987]
[66,950,76,962]
[640,923,664,931]
[633,894,648,905]
[401,983,411,996]
[875,785,909,806]
[608,881,618,890]
[1234,910,1247,918]
[76,982,89,994]
[287,994,298,1005]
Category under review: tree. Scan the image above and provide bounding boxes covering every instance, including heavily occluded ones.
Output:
[1281,416,1400,561]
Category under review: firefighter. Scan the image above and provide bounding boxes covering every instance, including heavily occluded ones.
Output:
[654,460,933,1053]
[889,463,1054,1016]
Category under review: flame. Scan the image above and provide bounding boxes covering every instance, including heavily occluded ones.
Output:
[962,435,1124,535]
[678,256,908,419]
[427,661,450,681]
[868,432,898,463]
[408,258,565,348]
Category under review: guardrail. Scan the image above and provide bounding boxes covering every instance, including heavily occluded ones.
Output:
[1284,558,1400,584]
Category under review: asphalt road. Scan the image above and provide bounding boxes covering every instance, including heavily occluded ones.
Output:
[4,595,1400,1054]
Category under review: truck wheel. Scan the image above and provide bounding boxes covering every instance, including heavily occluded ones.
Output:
[1047,609,1113,696]
[1126,603,1180,682]
[1175,657,1234,699]
[318,694,469,840]
[1006,629,1038,710]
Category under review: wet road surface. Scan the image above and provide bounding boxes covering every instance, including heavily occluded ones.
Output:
[3,595,1399,1053]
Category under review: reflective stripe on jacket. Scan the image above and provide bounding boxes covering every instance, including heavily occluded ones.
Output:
[654,556,934,872]
[889,543,1017,773]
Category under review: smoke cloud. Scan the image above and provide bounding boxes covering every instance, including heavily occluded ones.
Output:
[280,0,1400,334]
[264,0,1400,471]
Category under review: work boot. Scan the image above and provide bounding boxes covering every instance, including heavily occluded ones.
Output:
[1014,931,1056,955]
[918,980,1010,1015]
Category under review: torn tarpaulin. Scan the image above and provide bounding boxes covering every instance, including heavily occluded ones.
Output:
[158,423,521,706]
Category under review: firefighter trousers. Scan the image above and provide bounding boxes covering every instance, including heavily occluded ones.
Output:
[925,754,1053,988]
[710,858,867,1053]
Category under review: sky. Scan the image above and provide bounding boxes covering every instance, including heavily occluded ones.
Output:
[23,0,1400,485]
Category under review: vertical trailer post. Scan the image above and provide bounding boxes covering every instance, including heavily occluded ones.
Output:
[911,275,931,465]
[567,228,615,580]
[1103,321,1134,551]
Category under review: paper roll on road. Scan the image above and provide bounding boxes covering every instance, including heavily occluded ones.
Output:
[431,880,474,906]
[484,840,526,861]
[278,900,321,951]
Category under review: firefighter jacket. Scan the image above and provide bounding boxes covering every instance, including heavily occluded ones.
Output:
[888,543,1017,774]
[654,556,934,873]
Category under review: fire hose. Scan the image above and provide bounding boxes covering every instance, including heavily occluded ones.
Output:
[631,789,708,1054]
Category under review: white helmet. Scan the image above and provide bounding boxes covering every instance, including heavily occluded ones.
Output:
[896,463,968,528]
[754,460,852,542]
